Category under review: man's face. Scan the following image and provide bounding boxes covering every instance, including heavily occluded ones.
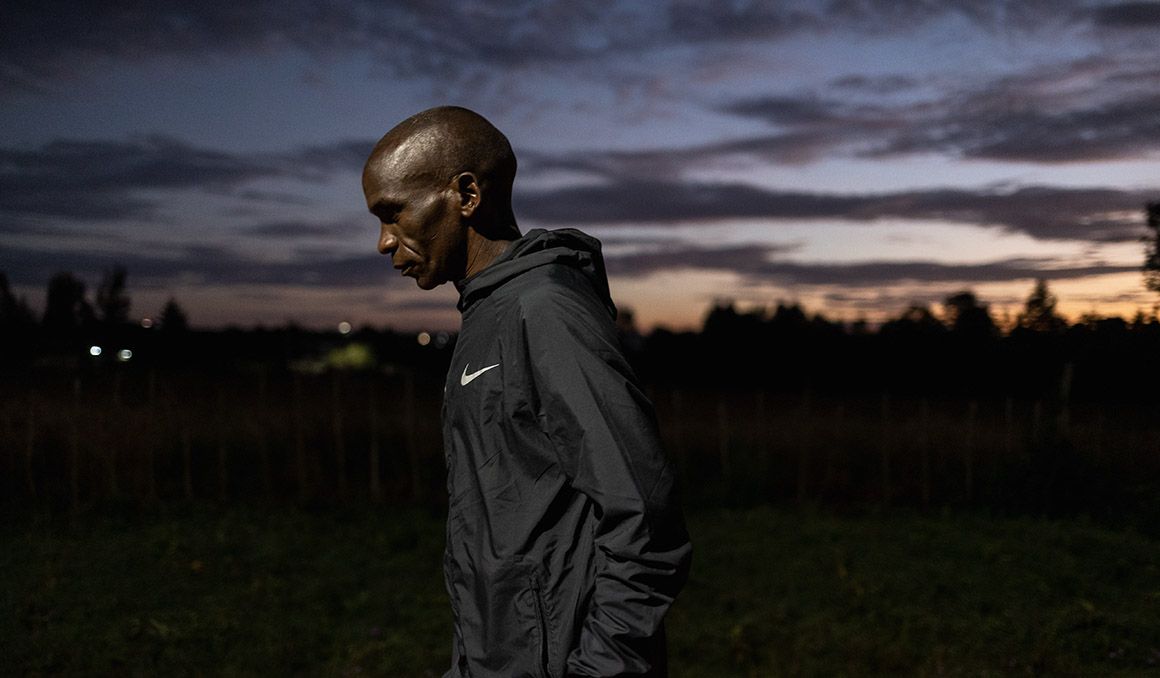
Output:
[362,158,465,290]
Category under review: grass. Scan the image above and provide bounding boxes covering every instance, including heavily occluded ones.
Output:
[3,506,1159,677]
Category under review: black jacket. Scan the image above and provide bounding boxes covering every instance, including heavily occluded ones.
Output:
[441,228,692,677]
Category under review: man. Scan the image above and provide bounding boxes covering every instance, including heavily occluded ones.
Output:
[362,106,692,677]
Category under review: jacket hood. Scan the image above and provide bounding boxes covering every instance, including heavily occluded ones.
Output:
[455,228,615,317]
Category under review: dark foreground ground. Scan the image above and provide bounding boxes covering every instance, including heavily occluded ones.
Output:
[4,505,1159,677]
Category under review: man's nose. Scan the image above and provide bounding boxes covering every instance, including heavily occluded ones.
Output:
[378,228,398,256]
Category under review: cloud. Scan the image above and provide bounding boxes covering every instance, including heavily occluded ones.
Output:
[519,180,1154,243]
[829,74,919,94]
[877,89,1160,163]
[0,135,374,223]
[1091,2,1160,27]
[1,2,662,88]
[0,241,398,289]
[604,243,792,278]
[1,1,1108,91]
[741,258,1139,287]
[5,132,1151,248]
[287,139,377,177]
[716,54,1160,164]
[243,218,363,238]
[602,241,1139,287]
[0,136,281,221]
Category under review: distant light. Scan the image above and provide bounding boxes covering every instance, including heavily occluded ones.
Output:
[435,331,450,349]
[417,331,431,346]
[140,317,154,329]
[338,321,352,335]
[117,349,133,362]
[89,345,102,357]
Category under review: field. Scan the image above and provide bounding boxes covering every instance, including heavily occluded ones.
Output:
[4,351,1160,676]
[5,505,1160,676]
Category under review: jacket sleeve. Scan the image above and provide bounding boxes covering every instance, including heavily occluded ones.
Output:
[520,282,693,677]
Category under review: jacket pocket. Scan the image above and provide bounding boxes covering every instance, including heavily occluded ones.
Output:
[529,576,553,678]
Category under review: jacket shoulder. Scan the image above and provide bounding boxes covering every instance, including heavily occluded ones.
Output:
[507,264,607,315]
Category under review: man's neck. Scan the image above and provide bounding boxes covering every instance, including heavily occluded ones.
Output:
[463,228,517,280]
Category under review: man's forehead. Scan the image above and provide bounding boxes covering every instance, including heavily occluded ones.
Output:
[367,134,442,188]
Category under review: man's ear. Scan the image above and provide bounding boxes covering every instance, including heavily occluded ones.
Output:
[455,172,480,218]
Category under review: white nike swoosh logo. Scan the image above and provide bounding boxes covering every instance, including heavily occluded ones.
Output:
[460,363,500,386]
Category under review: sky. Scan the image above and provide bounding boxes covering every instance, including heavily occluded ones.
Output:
[3,0,1159,332]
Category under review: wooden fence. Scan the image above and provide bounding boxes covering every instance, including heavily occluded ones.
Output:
[3,368,1159,519]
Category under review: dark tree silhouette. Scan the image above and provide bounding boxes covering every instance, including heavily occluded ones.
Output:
[160,298,189,332]
[96,265,131,325]
[42,272,93,335]
[0,272,36,331]
[1144,202,1160,295]
[880,304,946,338]
[703,300,765,337]
[1017,279,1066,333]
[942,290,998,340]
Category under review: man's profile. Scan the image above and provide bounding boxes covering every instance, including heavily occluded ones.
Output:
[363,106,692,677]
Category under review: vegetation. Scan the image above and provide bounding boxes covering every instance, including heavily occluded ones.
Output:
[3,506,1158,676]
[1145,201,1160,296]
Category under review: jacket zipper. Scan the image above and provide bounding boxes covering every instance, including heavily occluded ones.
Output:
[530,577,551,678]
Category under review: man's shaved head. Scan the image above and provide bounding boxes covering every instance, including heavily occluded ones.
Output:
[362,106,521,290]
[364,106,517,220]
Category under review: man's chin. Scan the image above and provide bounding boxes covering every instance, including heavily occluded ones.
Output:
[415,276,443,291]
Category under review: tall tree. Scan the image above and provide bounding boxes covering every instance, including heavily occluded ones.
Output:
[1144,202,1160,296]
[1017,278,1066,333]
[96,265,131,325]
[160,298,189,332]
[942,290,998,340]
[42,272,93,335]
[0,272,36,331]
[880,304,946,338]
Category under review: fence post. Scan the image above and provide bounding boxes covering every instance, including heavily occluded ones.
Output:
[1004,395,1015,457]
[755,388,769,496]
[796,389,812,505]
[1058,362,1073,436]
[24,396,37,499]
[1093,406,1105,465]
[257,369,273,498]
[108,374,121,498]
[1032,400,1043,447]
[181,425,194,500]
[920,397,931,510]
[822,403,843,499]
[404,371,422,504]
[368,378,382,503]
[880,391,891,507]
[293,373,310,502]
[716,392,731,492]
[69,377,82,511]
[216,385,228,502]
[669,388,686,489]
[331,371,348,502]
[964,400,977,504]
[144,368,158,504]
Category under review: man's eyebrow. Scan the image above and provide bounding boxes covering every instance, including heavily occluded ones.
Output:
[369,199,401,214]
